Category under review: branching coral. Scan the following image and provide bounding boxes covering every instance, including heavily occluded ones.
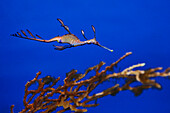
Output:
[11,52,170,113]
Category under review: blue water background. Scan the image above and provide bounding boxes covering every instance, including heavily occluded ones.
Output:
[0,0,170,113]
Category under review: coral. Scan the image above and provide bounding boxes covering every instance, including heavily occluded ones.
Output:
[11,52,170,113]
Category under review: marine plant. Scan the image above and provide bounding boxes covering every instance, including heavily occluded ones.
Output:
[10,52,170,113]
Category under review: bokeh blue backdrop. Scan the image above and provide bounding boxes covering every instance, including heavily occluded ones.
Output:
[0,0,170,113]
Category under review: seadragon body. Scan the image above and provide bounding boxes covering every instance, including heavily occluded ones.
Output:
[11,19,113,52]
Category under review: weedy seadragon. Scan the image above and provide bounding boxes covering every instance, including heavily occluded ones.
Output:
[10,19,113,52]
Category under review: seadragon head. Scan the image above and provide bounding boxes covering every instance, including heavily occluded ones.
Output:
[81,25,113,52]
